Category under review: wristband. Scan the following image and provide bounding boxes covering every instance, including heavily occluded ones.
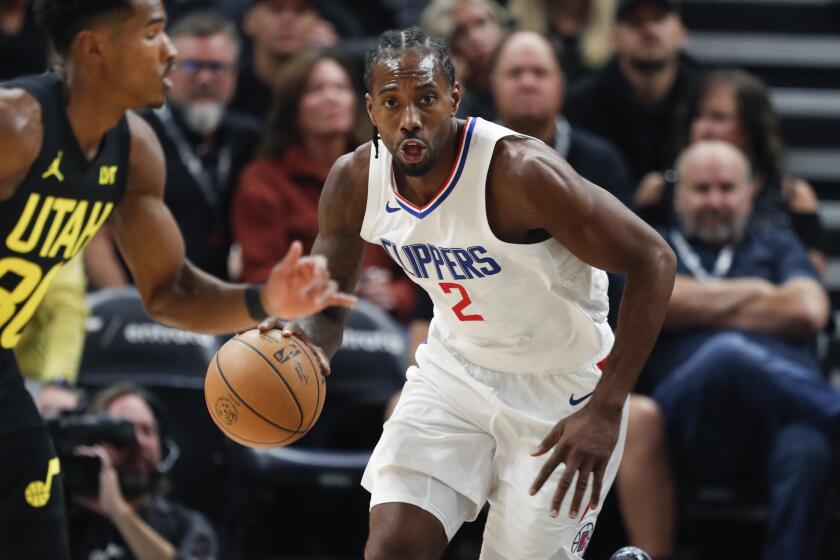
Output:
[245,284,269,322]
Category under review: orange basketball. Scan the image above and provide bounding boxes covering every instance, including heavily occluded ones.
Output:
[204,329,326,448]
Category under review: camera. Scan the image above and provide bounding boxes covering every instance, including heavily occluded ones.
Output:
[45,413,136,497]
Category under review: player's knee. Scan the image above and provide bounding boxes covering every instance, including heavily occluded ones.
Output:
[365,533,442,560]
[366,503,447,560]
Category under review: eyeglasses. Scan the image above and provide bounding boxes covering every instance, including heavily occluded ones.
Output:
[177,59,235,76]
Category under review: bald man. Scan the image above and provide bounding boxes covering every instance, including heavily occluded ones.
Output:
[646,141,837,560]
[491,30,633,209]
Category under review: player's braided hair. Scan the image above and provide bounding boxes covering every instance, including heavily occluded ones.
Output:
[33,0,134,56]
[364,26,457,158]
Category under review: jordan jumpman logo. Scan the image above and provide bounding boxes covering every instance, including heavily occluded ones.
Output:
[41,151,65,182]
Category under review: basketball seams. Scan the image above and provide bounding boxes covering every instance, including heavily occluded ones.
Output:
[293,335,324,434]
[230,336,306,433]
[214,347,304,435]
[204,359,300,447]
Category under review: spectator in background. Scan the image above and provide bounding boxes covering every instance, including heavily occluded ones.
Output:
[507,0,615,84]
[231,0,337,121]
[421,0,508,120]
[233,50,416,322]
[17,256,86,416]
[145,10,259,281]
[85,10,260,286]
[644,141,836,560]
[69,384,218,560]
[0,0,47,80]
[564,0,698,183]
[635,69,826,276]
[491,30,633,207]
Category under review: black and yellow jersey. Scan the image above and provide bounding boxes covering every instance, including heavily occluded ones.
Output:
[0,72,128,352]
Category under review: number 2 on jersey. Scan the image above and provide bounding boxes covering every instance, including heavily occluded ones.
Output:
[439,282,484,322]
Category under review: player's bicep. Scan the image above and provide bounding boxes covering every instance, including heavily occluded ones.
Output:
[530,154,668,273]
[111,113,186,299]
[310,150,369,293]
[112,185,186,296]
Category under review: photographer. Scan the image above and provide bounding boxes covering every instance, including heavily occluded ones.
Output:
[66,384,217,560]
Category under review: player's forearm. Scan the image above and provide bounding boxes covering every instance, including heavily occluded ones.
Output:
[591,246,676,410]
[296,306,351,359]
[112,506,176,560]
[664,276,766,329]
[718,280,829,338]
[143,264,256,334]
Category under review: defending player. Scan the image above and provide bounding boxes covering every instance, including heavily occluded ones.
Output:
[0,1,354,557]
[267,27,675,560]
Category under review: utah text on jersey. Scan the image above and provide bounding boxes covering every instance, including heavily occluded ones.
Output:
[0,194,114,348]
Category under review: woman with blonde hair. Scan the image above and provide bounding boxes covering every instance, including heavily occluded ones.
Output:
[507,0,615,82]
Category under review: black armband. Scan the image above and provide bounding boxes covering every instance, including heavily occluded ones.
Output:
[244,284,269,322]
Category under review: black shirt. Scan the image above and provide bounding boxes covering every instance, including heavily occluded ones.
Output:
[564,55,700,183]
[565,125,634,208]
[229,61,273,123]
[70,496,218,560]
[0,6,48,81]
[141,106,260,280]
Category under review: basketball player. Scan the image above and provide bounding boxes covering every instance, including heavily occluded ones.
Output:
[266,27,676,559]
[0,1,354,558]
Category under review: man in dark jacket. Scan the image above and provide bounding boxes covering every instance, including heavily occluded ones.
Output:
[564,0,699,185]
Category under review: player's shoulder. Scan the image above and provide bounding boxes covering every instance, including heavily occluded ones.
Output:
[126,110,164,166]
[327,141,372,193]
[0,87,44,172]
[490,135,570,184]
[124,110,165,196]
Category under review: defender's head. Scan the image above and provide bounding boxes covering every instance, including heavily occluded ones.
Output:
[34,0,177,108]
[364,27,460,176]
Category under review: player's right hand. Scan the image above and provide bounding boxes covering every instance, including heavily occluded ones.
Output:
[255,319,331,378]
[262,241,357,319]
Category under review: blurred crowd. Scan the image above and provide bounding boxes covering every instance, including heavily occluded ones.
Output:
[2,0,838,558]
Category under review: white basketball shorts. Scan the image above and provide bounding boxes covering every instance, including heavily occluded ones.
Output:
[361,333,629,559]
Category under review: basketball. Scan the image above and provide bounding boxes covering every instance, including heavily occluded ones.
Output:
[204,329,326,448]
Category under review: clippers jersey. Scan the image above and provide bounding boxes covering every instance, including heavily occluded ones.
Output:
[361,117,613,374]
[0,73,129,352]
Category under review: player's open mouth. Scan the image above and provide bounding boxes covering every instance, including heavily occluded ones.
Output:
[400,141,426,163]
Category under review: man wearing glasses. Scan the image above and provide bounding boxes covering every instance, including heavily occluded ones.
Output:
[142,9,259,281]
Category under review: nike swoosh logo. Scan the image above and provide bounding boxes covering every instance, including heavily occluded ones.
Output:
[385,201,401,213]
[569,391,594,406]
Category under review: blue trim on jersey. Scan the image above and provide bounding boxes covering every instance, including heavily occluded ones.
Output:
[396,117,477,219]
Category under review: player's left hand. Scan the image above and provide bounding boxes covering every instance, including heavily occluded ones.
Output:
[529,401,621,519]
[74,444,130,520]
[263,241,357,318]
[255,319,332,378]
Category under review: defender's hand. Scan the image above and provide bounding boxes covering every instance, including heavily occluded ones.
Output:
[263,241,356,319]
[255,319,332,378]
[529,402,621,518]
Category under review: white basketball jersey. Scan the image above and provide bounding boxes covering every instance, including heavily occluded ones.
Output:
[361,117,613,374]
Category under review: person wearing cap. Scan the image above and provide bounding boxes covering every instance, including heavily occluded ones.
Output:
[564,0,699,185]
[230,0,338,121]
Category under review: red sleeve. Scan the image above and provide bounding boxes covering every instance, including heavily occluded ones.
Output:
[232,160,291,283]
